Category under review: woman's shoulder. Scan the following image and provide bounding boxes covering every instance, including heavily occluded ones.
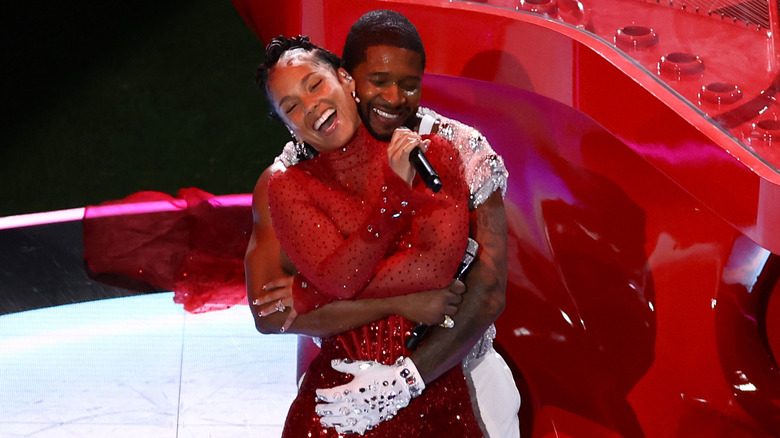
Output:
[424,133,462,164]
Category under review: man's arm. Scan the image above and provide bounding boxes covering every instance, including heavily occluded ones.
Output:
[245,165,291,333]
[410,191,508,382]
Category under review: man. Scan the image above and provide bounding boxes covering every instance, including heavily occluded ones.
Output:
[245,10,520,437]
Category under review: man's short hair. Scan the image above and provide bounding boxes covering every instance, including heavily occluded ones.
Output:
[342,10,426,73]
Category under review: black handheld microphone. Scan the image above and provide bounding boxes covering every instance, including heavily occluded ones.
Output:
[406,114,442,193]
[409,147,442,193]
[405,238,479,351]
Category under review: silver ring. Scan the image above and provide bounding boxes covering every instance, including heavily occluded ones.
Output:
[275,299,286,313]
[440,315,455,329]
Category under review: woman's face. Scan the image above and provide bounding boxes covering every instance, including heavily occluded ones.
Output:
[266,49,360,153]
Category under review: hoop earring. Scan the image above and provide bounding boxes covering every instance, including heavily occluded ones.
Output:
[352,91,361,103]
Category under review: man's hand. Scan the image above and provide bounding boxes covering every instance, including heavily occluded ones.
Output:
[315,357,425,435]
[392,279,466,325]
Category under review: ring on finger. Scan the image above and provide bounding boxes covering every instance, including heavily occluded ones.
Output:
[275,299,286,313]
[440,315,455,329]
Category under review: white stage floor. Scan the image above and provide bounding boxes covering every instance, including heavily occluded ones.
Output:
[1,293,299,437]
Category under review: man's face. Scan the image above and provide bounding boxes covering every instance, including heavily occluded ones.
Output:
[350,45,424,141]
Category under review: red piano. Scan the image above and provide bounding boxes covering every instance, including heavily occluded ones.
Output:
[231,1,780,436]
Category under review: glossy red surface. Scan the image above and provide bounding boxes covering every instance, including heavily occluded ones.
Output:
[232,1,780,436]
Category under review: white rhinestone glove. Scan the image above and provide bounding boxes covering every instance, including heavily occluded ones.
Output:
[315,357,425,435]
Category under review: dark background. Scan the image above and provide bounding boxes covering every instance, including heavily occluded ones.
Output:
[2,0,288,217]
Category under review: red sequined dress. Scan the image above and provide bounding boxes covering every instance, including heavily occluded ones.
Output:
[267,125,483,436]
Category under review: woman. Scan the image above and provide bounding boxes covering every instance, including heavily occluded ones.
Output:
[258,35,484,436]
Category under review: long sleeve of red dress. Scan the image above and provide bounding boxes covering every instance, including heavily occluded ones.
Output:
[267,126,470,314]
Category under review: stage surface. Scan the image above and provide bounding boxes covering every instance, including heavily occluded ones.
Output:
[1,292,297,438]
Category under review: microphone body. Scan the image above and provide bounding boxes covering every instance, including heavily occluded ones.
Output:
[408,113,442,193]
[409,147,442,193]
[405,238,479,350]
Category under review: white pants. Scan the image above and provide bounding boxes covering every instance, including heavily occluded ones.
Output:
[464,348,522,438]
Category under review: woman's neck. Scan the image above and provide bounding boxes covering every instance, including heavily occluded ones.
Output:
[317,124,374,172]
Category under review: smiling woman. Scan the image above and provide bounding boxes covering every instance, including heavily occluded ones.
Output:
[263,42,361,153]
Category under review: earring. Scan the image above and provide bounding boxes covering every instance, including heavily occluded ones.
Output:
[352,91,361,103]
[287,127,304,148]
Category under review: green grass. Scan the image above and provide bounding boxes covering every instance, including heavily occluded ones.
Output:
[2,0,287,216]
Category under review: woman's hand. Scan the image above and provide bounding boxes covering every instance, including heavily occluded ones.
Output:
[392,279,466,325]
[387,127,430,185]
[252,275,298,332]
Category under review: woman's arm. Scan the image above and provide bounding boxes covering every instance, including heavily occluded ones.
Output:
[358,135,471,299]
[268,164,415,302]
[269,137,469,312]
[247,165,464,336]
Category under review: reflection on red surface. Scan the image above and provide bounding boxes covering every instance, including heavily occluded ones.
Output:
[422,74,656,436]
[422,73,780,437]
[229,0,780,436]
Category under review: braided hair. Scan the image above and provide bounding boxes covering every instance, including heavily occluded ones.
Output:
[256,35,342,119]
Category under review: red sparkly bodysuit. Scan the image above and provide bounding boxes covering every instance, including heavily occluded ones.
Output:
[267,125,483,436]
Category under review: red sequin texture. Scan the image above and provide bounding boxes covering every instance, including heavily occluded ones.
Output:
[283,315,483,437]
[267,125,470,313]
[267,125,479,435]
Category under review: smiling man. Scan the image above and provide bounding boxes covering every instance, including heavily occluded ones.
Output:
[346,47,423,141]
[245,10,520,437]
